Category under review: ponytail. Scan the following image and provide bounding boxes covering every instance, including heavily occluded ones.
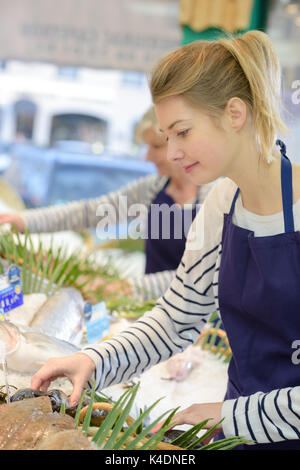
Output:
[219,30,289,161]
[150,30,289,162]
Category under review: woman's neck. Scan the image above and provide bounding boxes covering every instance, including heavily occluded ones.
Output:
[228,149,300,216]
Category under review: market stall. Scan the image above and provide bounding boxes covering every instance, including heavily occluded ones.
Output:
[0,229,237,450]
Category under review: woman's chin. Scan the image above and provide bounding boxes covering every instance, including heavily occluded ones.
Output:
[186,170,217,186]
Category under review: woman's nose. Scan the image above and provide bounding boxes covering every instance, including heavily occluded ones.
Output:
[167,143,184,163]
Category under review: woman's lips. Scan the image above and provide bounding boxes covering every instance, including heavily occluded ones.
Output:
[183,162,199,173]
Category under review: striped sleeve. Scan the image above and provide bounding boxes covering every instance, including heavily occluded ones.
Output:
[222,386,300,444]
[126,182,217,302]
[21,174,166,233]
[128,269,176,301]
[82,254,217,391]
[81,180,229,391]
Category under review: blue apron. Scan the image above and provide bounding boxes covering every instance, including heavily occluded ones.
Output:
[216,140,300,450]
[145,180,198,274]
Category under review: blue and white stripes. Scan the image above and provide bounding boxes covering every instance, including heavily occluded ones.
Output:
[82,177,300,445]
[222,387,300,444]
[22,173,213,301]
[22,174,167,233]
[22,174,300,444]
[82,178,226,391]
[83,248,218,390]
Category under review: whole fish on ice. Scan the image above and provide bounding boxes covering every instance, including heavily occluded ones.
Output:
[29,287,85,346]
[0,320,79,374]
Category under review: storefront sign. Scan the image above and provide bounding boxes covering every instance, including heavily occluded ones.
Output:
[0,0,181,71]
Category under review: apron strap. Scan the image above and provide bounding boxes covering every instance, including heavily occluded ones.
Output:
[229,141,294,232]
[163,178,171,191]
[229,188,240,216]
[276,139,295,233]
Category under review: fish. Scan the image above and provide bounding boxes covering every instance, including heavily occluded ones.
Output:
[0,320,79,374]
[29,287,85,346]
[8,387,108,423]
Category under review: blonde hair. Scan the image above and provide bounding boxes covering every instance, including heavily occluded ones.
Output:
[150,30,290,162]
[134,106,160,144]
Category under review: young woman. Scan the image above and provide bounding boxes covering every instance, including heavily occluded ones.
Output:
[0,107,210,301]
[30,31,300,449]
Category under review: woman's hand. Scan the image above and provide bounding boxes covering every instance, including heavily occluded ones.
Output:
[0,213,26,232]
[151,402,223,441]
[30,353,96,407]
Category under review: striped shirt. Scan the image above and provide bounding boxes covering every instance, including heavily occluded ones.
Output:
[82,177,300,445]
[22,174,213,301]
[222,386,300,444]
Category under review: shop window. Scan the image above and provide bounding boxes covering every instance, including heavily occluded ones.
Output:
[50,113,108,149]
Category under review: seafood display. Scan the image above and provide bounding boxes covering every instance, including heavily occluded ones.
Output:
[8,293,47,326]
[165,344,203,382]
[0,395,94,450]
[0,387,181,450]
[0,320,79,374]
[7,387,106,422]
[10,387,72,412]
[0,383,246,450]
[29,287,85,346]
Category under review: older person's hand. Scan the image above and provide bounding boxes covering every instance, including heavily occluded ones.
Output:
[0,213,25,232]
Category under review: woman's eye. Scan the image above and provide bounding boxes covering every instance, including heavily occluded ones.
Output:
[177,129,189,137]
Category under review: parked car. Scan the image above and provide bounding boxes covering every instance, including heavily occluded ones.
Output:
[3,142,155,208]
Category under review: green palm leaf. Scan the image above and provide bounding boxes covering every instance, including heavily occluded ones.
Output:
[76,384,249,451]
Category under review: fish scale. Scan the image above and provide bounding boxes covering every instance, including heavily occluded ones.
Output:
[29,287,85,345]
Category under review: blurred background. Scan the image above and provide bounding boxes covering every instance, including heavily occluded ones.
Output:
[0,0,299,211]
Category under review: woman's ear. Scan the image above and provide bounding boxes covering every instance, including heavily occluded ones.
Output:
[225,97,248,131]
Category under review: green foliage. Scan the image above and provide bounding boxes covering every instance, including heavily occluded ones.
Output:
[100,238,145,253]
[106,298,156,318]
[76,383,249,450]
[0,227,117,299]
[0,227,159,317]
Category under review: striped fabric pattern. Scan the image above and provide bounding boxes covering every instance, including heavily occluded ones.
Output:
[222,387,300,444]
[82,176,300,445]
[22,173,213,301]
[82,178,228,391]
[22,174,168,233]
[23,173,300,443]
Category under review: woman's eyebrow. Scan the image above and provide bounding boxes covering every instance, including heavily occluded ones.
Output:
[159,119,190,133]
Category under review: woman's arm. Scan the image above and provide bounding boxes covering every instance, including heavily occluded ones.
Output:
[30,179,231,400]
[152,386,300,446]
[82,180,229,391]
[20,174,165,233]
[222,386,300,444]
[128,269,176,301]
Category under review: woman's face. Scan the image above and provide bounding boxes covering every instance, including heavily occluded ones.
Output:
[155,96,234,185]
